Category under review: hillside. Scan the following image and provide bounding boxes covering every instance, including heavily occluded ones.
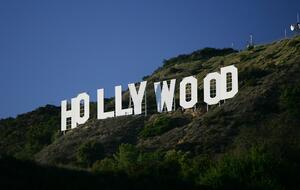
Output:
[1,36,300,189]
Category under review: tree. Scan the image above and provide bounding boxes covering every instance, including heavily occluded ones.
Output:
[113,144,138,170]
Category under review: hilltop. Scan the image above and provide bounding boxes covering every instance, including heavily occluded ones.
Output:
[0,36,300,189]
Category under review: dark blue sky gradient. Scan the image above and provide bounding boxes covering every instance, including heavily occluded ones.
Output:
[0,0,299,118]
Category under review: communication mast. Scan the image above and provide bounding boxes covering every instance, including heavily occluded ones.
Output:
[247,34,254,49]
[290,12,300,34]
[285,28,287,39]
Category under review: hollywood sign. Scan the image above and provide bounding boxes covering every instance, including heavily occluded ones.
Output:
[61,65,238,131]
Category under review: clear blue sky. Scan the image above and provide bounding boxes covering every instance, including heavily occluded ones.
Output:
[0,0,299,118]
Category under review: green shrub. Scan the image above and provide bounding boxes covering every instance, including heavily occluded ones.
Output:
[140,115,188,138]
[0,105,60,159]
[77,140,105,167]
[163,48,236,67]
[239,67,269,86]
[287,39,300,47]
[92,144,140,174]
[113,144,139,171]
[92,158,118,173]
[24,124,53,155]
[140,116,172,138]
[279,84,300,120]
[90,142,300,189]
[181,154,212,182]
[199,147,281,190]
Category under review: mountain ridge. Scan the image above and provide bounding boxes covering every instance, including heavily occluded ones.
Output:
[1,36,300,189]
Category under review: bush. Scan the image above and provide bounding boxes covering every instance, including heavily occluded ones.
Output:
[198,147,281,190]
[279,84,300,120]
[92,144,184,178]
[0,105,60,160]
[113,144,139,171]
[92,158,118,173]
[239,67,269,86]
[92,144,140,175]
[77,140,105,167]
[163,48,237,67]
[287,39,300,47]
[140,115,188,138]
[24,124,53,155]
[140,116,173,138]
[181,154,212,182]
[91,143,300,189]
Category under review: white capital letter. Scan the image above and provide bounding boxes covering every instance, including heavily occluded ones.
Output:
[180,76,198,109]
[75,92,90,125]
[154,79,176,112]
[97,89,115,119]
[61,92,90,131]
[115,85,133,116]
[61,98,77,131]
[220,65,238,100]
[128,81,147,115]
[204,72,221,105]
